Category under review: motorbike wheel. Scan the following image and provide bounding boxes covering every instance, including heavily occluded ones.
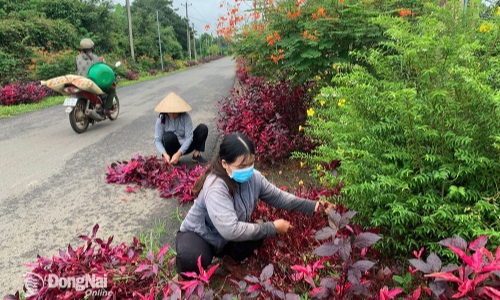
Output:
[108,95,120,121]
[69,98,89,133]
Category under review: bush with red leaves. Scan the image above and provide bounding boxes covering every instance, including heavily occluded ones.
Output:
[124,71,139,80]
[217,73,316,164]
[4,224,177,300]
[0,82,49,106]
[245,186,343,290]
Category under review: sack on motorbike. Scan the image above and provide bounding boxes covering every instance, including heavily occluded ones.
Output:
[40,75,104,95]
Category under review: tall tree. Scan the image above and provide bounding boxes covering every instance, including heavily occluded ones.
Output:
[130,0,188,58]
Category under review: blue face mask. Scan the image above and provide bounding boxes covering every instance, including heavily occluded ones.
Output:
[230,165,254,183]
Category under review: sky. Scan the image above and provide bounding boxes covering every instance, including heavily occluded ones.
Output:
[113,0,253,36]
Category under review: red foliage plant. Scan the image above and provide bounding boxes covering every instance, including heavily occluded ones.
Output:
[217,73,316,164]
[105,154,204,205]
[4,224,177,300]
[242,186,344,294]
[232,196,387,300]
[0,82,48,106]
[124,72,139,80]
[411,235,500,299]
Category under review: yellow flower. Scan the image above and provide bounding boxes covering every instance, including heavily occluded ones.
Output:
[337,98,347,107]
[479,23,492,33]
[320,177,324,182]
[299,180,304,186]
[299,125,304,131]
[496,7,500,16]
[316,164,322,170]
[320,100,325,106]
[300,161,305,167]
[307,108,315,117]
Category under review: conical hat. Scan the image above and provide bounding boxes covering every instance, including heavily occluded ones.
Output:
[154,92,192,113]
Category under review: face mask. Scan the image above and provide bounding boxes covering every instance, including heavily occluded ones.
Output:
[230,165,254,183]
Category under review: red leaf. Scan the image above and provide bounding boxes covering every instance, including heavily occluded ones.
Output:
[425,272,462,283]
[468,235,488,251]
[135,264,151,273]
[157,244,170,260]
[247,284,261,292]
[91,224,99,238]
[474,272,490,285]
[203,263,220,282]
[448,245,473,266]
[454,279,473,298]
[290,265,308,273]
[483,286,500,298]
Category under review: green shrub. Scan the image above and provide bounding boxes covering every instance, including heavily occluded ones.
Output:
[33,49,77,80]
[0,51,17,85]
[296,0,500,257]
[0,17,77,53]
[137,55,156,72]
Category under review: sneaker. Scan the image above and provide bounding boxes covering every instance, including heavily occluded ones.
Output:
[192,154,208,164]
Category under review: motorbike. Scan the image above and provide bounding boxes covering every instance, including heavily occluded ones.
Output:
[42,61,121,133]
[64,61,121,133]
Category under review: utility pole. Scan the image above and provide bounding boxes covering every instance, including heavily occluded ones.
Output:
[182,1,192,60]
[126,0,135,61]
[157,11,163,70]
[192,23,196,60]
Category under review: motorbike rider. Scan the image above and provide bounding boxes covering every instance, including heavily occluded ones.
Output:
[76,38,116,115]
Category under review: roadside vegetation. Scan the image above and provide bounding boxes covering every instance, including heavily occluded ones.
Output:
[0,0,229,117]
[3,0,500,299]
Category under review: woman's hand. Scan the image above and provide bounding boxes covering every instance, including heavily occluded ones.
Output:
[162,152,171,164]
[170,151,182,165]
[273,219,293,234]
[315,200,336,215]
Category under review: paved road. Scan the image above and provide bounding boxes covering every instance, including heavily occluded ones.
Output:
[0,57,236,295]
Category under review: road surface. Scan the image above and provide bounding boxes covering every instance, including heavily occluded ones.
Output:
[0,57,236,295]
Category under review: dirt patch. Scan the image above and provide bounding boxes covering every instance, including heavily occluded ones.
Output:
[256,159,319,190]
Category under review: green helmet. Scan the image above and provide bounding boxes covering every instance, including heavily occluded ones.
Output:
[80,38,94,50]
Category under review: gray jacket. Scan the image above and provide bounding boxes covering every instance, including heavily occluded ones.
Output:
[76,52,101,77]
[154,113,194,155]
[179,170,316,252]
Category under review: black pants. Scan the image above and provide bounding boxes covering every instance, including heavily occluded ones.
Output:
[162,124,208,157]
[175,230,263,275]
[103,86,116,109]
